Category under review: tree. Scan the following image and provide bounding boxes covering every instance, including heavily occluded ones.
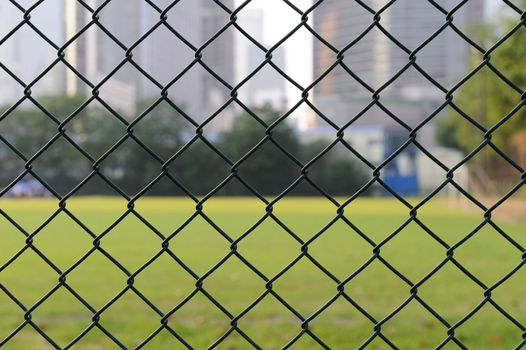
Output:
[298,139,370,196]
[0,95,192,196]
[437,6,526,160]
[219,104,300,195]
[219,104,370,197]
[0,95,95,194]
[101,98,191,195]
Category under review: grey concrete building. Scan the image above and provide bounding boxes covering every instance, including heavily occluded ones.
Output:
[235,8,287,111]
[312,0,485,129]
[65,0,235,128]
[0,1,65,106]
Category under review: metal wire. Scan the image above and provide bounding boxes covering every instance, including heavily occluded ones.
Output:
[0,0,525,349]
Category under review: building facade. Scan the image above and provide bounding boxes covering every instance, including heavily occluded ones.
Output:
[310,0,484,195]
[235,8,287,111]
[65,0,235,128]
[0,1,65,106]
[312,0,485,129]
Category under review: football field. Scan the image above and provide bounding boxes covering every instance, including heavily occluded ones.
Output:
[0,197,525,349]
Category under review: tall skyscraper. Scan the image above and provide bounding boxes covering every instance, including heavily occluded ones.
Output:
[202,1,236,119]
[235,8,287,111]
[65,0,234,128]
[0,1,65,106]
[312,0,485,127]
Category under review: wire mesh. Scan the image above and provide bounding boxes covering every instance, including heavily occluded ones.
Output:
[0,0,525,349]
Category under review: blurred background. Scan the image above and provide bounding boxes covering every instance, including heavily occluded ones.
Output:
[0,0,524,201]
[1,2,526,349]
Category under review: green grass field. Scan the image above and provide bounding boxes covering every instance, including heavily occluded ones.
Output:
[0,197,525,349]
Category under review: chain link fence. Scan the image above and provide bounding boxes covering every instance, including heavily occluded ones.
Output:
[1,0,526,349]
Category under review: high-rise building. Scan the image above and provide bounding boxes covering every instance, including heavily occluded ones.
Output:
[202,1,236,119]
[65,0,234,128]
[235,9,287,111]
[312,0,485,127]
[0,1,65,106]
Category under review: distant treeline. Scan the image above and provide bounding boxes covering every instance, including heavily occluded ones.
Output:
[436,5,526,176]
[0,96,370,197]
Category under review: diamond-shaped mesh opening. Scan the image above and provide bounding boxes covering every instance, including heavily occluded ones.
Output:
[203,256,265,314]
[64,25,124,84]
[65,183,129,230]
[343,259,409,321]
[453,224,523,285]
[307,296,373,348]
[100,213,162,272]
[379,221,445,282]
[1,0,525,348]
[0,249,57,306]
[313,64,373,112]
[417,262,483,324]
[133,252,195,313]
[381,299,446,348]
[430,105,486,151]
[231,140,300,196]
[454,144,524,201]
[167,215,230,276]
[272,194,338,240]
[32,212,92,271]
[66,251,128,309]
[341,196,410,243]
[236,217,300,276]
[97,0,158,48]
[132,99,193,159]
[319,149,370,194]
[0,184,58,231]
[29,287,94,348]
[0,100,57,157]
[165,139,230,195]
[385,65,447,109]
[99,289,161,348]
[312,1,372,49]
[415,195,480,245]
[307,219,373,280]
[239,0,300,44]
[384,0,446,46]
[200,194,267,238]
[166,291,231,348]
[31,137,93,196]
[99,137,160,195]
[453,65,521,128]
[133,196,197,235]
[70,100,126,159]
[134,25,195,87]
[0,24,56,85]
[273,257,338,316]
[416,26,472,88]
[236,62,290,107]
[234,294,303,347]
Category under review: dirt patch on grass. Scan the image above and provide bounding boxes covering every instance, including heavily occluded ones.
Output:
[447,197,526,225]
[491,198,526,224]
